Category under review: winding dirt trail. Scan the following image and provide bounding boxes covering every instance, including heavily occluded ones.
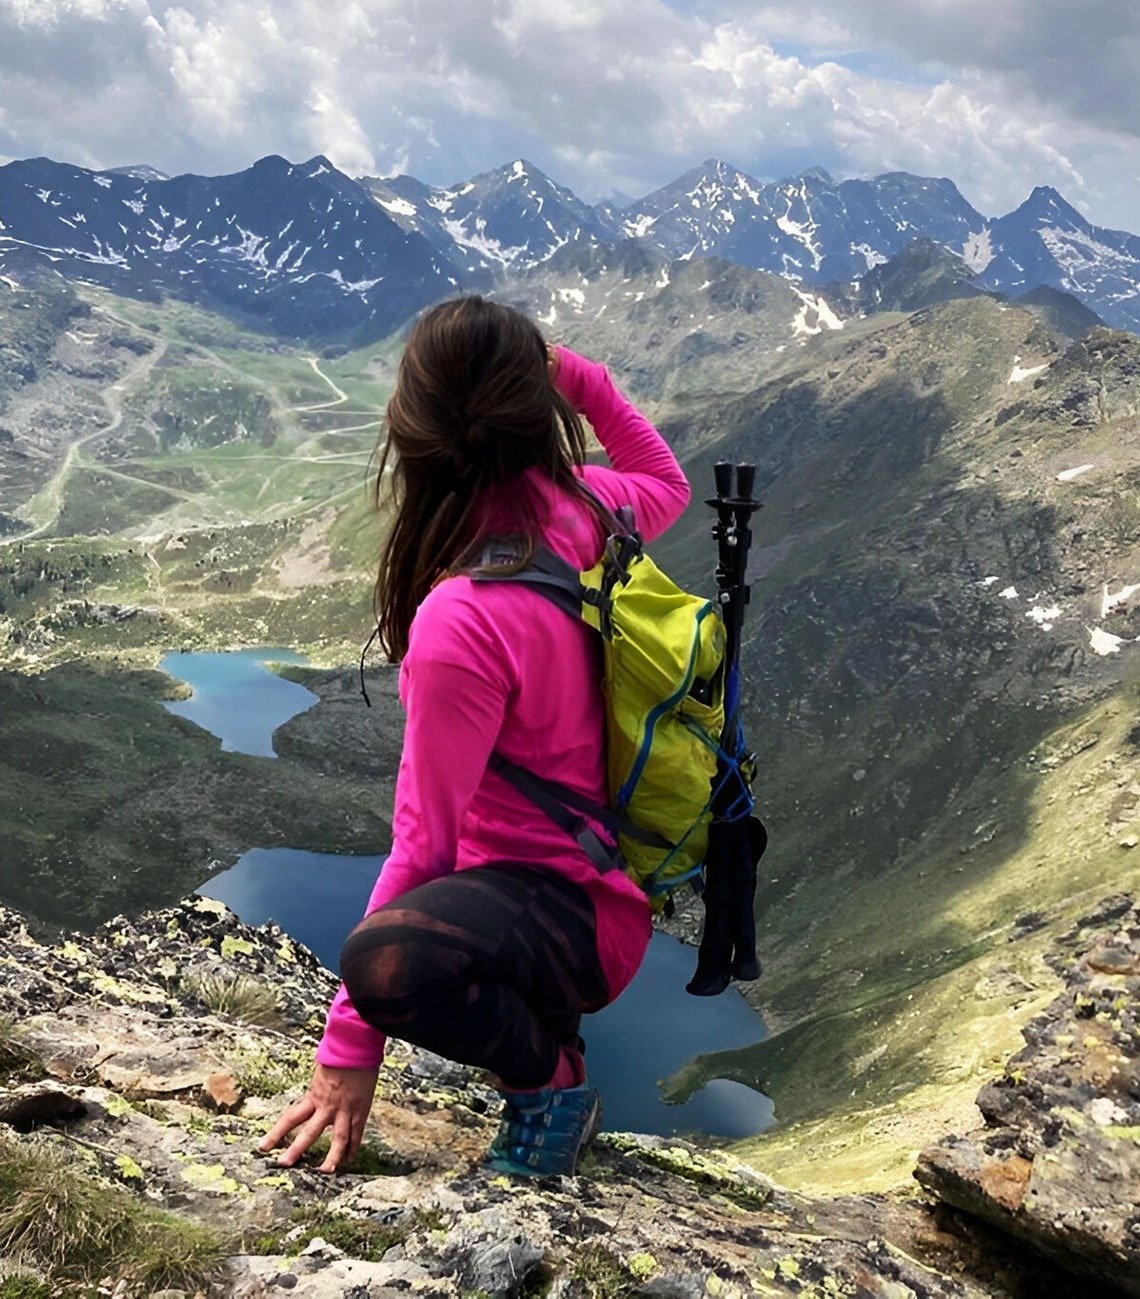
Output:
[2,299,385,548]
[293,357,349,410]
[2,338,168,546]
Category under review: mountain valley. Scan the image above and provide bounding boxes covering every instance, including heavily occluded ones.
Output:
[0,170,1139,1226]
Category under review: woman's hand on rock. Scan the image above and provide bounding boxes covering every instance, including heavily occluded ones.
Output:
[257,1062,379,1174]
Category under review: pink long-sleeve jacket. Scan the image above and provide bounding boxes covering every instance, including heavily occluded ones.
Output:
[316,347,691,1070]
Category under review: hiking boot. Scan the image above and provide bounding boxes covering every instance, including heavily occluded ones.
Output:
[484,1084,602,1177]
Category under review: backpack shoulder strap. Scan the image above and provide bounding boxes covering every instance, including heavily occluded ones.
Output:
[577,480,637,539]
[471,544,600,619]
[489,752,673,868]
[488,753,620,873]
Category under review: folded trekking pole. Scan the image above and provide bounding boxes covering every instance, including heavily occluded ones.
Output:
[686,461,767,996]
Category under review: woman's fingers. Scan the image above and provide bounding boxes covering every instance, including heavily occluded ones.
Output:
[349,1113,368,1165]
[320,1108,356,1175]
[259,1064,380,1172]
[257,1095,315,1153]
[276,1107,335,1168]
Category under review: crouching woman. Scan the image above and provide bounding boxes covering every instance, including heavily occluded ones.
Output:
[260,296,689,1176]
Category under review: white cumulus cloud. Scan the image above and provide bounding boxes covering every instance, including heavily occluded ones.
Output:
[0,0,1134,229]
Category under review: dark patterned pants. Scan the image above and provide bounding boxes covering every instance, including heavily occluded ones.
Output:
[339,863,611,1089]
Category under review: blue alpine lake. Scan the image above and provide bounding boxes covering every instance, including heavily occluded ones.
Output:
[164,649,774,1139]
[160,648,316,757]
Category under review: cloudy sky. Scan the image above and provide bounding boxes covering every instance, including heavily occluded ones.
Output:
[0,0,1137,229]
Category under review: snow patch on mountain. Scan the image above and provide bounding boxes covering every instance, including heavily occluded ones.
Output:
[29,234,133,269]
[791,288,843,337]
[625,214,657,238]
[777,195,823,271]
[1027,604,1062,630]
[1102,583,1140,617]
[963,230,994,272]
[1008,357,1048,383]
[441,217,525,267]
[1089,627,1132,656]
[325,268,383,295]
[378,196,417,218]
[852,243,888,270]
[1036,225,1139,295]
[1057,464,1095,482]
[220,227,270,270]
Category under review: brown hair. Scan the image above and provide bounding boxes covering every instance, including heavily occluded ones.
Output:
[372,295,599,659]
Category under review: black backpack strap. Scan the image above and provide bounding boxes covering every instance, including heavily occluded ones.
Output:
[576,481,637,539]
[489,753,674,869]
[489,753,619,873]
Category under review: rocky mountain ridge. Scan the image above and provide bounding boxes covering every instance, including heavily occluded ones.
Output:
[1,892,1135,1297]
[2,153,1139,342]
[0,154,460,343]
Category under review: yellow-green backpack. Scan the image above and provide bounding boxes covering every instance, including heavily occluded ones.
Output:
[475,514,726,912]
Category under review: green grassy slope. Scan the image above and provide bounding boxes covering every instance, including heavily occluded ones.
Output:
[651,303,1140,1185]
[0,286,397,670]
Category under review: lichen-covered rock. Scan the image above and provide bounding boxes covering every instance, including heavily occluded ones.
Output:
[917,896,1140,1294]
[430,1211,545,1294]
[0,895,1116,1297]
[0,895,338,1033]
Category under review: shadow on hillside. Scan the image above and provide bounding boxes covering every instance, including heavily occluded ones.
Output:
[651,360,1131,1118]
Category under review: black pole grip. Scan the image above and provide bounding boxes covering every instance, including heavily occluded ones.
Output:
[714,460,734,498]
[729,819,766,980]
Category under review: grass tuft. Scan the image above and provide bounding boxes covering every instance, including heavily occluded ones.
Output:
[252,1205,444,1261]
[0,1019,42,1085]
[232,1044,313,1098]
[0,1135,227,1292]
[0,1277,55,1299]
[181,971,283,1028]
[568,1244,634,1298]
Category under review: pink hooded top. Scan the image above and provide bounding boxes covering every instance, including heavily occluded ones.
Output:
[316,347,691,1071]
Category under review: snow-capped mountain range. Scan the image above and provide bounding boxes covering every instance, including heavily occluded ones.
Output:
[0,154,460,340]
[1,152,1137,341]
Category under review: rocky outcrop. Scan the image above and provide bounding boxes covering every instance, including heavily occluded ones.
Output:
[0,896,1044,1299]
[2,894,1136,1296]
[917,895,1140,1294]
